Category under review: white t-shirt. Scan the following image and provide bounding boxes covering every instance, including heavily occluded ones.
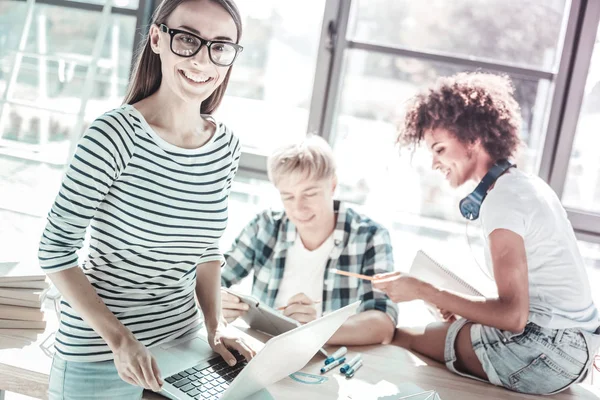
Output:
[274,234,334,318]
[480,168,599,332]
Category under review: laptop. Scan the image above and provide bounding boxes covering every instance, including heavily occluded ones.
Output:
[151,301,360,400]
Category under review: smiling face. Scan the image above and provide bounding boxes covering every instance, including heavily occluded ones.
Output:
[276,173,337,231]
[149,0,238,104]
[424,128,481,188]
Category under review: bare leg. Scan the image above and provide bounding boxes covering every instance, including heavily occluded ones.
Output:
[454,322,487,379]
[393,322,488,380]
[393,322,449,362]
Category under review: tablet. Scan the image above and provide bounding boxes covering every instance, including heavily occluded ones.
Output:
[224,288,328,356]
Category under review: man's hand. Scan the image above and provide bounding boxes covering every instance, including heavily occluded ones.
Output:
[221,288,249,323]
[281,292,318,324]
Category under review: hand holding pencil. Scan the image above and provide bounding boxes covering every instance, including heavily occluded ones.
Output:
[331,268,403,282]
[330,268,376,281]
[331,268,418,302]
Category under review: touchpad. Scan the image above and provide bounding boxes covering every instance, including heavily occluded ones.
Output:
[159,336,215,361]
[160,333,204,350]
[153,336,216,378]
[178,337,214,354]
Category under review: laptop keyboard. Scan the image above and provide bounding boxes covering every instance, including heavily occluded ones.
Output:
[164,351,248,399]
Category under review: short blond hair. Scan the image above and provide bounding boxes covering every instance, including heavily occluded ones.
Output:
[267,135,336,187]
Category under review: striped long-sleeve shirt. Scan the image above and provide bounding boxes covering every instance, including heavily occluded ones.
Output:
[38,104,241,362]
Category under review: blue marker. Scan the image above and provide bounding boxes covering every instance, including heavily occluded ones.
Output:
[320,356,346,373]
[345,359,364,378]
[324,346,347,365]
[340,354,361,374]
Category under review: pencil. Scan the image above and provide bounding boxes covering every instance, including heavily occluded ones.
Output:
[330,269,375,281]
[277,300,321,311]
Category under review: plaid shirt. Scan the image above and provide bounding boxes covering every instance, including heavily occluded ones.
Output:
[222,201,398,324]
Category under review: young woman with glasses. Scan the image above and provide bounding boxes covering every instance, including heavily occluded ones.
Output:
[40,1,254,398]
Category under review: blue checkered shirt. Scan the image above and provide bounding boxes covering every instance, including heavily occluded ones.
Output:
[222,201,398,325]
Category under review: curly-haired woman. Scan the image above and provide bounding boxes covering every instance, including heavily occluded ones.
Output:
[373,72,600,395]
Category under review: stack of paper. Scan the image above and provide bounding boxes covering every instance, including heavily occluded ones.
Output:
[0,261,49,343]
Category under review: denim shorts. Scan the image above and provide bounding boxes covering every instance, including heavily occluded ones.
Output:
[444,319,600,395]
[48,354,143,400]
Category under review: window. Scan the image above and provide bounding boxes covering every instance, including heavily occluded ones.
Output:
[0,0,144,257]
[0,2,137,164]
[349,0,566,70]
[69,0,139,9]
[328,1,565,224]
[2,0,600,259]
[562,24,600,214]
[214,1,326,153]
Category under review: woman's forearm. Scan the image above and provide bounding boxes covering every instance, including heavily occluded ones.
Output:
[421,283,528,332]
[195,260,223,331]
[47,267,134,350]
[328,310,395,346]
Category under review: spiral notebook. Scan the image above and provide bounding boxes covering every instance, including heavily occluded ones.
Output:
[409,250,483,297]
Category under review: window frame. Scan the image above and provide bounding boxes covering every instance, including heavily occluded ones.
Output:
[229,0,600,243]
[546,0,600,239]
[5,0,596,240]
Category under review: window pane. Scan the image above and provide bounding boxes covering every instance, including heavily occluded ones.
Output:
[0,4,135,164]
[561,25,600,214]
[214,1,326,153]
[332,49,551,223]
[349,0,567,70]
[60,0,139,10]
[579,241,600,307]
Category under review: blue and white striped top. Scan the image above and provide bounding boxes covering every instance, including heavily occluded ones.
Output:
[38,104,241,362]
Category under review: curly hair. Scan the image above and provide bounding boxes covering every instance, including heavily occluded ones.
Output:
[398,72,522,161]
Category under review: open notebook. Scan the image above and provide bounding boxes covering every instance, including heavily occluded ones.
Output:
[409,250,484,297]
[409,250,497,320]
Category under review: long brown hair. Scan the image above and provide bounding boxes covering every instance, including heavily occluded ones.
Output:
[123,0,242,114]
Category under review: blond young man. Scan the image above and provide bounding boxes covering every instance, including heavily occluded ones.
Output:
[220,136,398,345]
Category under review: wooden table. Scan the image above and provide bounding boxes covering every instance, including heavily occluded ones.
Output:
[1,303,600,400]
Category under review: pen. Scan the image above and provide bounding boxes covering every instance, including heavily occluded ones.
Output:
[330,269,375,281]
[320,356,346,373]
[324,346,347,365]
[345,359,363,378]
[277,300,321,311]
[340,354,361,373]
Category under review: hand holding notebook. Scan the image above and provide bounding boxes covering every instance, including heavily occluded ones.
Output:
[372,250,492,321]
[372,271,426,303]
[408,250,484,297]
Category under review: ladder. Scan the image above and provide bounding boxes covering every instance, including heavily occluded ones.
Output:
[0,0,114,165]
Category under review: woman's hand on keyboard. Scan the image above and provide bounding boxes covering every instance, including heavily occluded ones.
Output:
[207,324,256,367]
[113,335,163,392]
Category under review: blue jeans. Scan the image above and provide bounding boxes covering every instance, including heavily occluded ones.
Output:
[48,354,143,400]
[445,319,600,395]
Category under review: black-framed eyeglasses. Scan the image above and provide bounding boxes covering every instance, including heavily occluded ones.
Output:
[159,24,243,67]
